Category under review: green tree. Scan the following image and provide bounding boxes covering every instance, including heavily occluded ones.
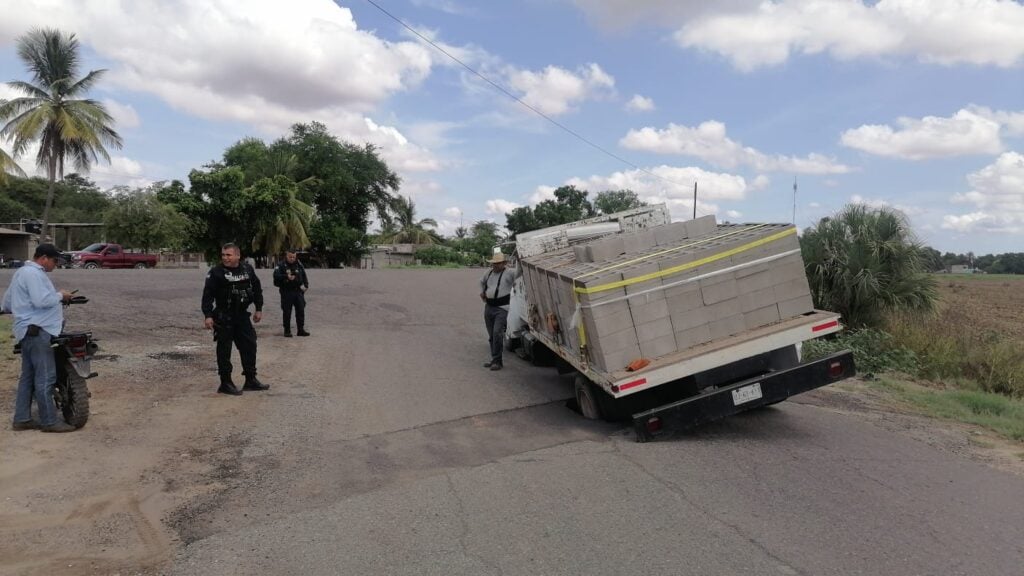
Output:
[0,28,123,237]
[248,176,314,256]
[379,195,439,244]
[800,204,937,329]
[103,189,188,251]
[0,147,25,184]
[594,189,645,215]
[504,185,595,237]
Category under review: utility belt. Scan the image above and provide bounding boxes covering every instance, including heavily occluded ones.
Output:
[485,294,510,307]
[25,324,41,337]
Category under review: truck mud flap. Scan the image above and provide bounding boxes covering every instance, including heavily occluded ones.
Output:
[631,350,855,442]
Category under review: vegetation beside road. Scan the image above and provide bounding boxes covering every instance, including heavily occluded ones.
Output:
[805,273,1024,445]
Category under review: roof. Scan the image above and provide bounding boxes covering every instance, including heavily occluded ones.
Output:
[0,227,31,236]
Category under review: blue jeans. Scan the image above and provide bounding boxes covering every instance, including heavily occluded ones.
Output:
[14,331,59,427]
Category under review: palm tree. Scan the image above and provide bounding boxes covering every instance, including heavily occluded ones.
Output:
[380,195,440,244]
[0,28,123,237]
[0,147,25,184]
[800,204,937,329]
[252,191,315,257]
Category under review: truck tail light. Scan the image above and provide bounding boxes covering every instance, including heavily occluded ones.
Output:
[828,360,844,379]
[645,417,663,434]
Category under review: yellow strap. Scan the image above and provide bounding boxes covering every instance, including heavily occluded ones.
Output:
[574,227,797,296]
[573,223,772,281]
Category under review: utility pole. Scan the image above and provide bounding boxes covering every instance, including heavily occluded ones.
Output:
[792,177,798,225]
[693,182,697,219]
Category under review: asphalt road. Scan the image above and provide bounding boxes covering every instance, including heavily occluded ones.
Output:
[4,267,1023,576]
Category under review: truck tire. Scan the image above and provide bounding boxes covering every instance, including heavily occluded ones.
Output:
[83,262,99,270]
[133,262,147,269]
[574,374,603,420]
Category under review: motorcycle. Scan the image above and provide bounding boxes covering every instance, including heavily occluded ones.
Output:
[8,295,99,428]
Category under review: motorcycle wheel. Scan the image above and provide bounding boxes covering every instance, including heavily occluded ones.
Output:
[55,368,90,428]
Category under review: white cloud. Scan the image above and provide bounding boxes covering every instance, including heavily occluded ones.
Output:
[444,206,463,218]
[849,193,924,217]
[90,155,151,189]
[102,99,140,129]
[841,108,1003,160]
[725,209,742,219]
[573,1,1024,71]
[625,94,655,112]
[942,152,1024,233]
[0,1,445,176]
[621,121,852,174]
[528,186,557,205]
[967,105,1024,138]
[505,63,615,116]
[485,199,521,215]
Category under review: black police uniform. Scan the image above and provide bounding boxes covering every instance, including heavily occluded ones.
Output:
[201,263,264,385]
[272,259,309,336]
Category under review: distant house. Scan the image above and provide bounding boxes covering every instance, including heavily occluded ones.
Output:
[0,227,34,265]
[361,244,423,269]
[950,265,980,274]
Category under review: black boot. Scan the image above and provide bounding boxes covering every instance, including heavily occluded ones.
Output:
[218,375,242,396]
[296,327,310,337]
[243,374,269,391]
[284,325,292,337]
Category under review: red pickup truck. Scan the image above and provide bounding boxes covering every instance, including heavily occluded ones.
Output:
[69,243,158,269]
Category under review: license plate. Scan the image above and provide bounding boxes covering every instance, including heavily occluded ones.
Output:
[731,382,763,406]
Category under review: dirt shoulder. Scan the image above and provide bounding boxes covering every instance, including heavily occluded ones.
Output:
[797,377,1024,478]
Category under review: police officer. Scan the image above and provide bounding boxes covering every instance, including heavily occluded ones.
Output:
[201,243,269,395]
[272,248,309,337]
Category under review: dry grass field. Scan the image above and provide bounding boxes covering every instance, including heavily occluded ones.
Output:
[932,274,1024,341]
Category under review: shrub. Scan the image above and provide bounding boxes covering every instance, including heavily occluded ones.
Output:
[803,328,918,374]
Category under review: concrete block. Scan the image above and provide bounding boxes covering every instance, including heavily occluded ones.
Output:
[653,222,691,246]
[665,283,703,313]
[582,304,634,338]
[675,323,712,350]
[591,325,640,355]
[744,304,781,330]
[684,215,717,238]
[773,276,812,303]
[705,298,741,322]
[778,294,815,319]
[635,317,674,342]
[639,334,678,359]
[572,244,591,263]
[700,272,737,306]
[669,304,710,331]
[708,314,746,341]
[664,276,702,302]
[628,297,670,326]
[586,298,629,321]
[734,261,772,279]
[623,263,664,298]
[735,269,775,294]
[622,229,656,254]
[770,254,807,285]
[739,286,777,313]
[586,236,626,262]
[596,344,643,373]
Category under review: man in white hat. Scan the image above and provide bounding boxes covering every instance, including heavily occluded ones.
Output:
[479,251,518,370]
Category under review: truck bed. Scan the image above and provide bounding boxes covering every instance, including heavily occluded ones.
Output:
[529,309,842,398]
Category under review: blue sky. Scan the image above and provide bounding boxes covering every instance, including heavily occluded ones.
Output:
[1,0,1022,254]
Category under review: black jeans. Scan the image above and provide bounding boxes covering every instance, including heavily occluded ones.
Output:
[280,290,305,332]
[214,312,258,377]
[484,304,508,365]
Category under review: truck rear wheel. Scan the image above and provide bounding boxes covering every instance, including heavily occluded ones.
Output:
[133,262,147,269]
[83,262,99,270]
[574,375,603,420]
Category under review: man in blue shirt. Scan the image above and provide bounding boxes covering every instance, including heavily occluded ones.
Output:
[1,244,76,432]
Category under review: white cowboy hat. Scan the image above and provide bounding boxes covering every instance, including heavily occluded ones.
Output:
[488,252,506,264]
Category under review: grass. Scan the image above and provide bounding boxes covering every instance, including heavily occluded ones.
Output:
[932,273,1024,282]
[0,316,16,383]
[869,377,1024,442]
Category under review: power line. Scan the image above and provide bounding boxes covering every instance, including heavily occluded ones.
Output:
[362,0,704,216]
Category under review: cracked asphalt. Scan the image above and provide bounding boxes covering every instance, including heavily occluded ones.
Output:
[3,267,1024,575]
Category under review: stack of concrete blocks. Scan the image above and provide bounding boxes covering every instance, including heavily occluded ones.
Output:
[519,216,815,374]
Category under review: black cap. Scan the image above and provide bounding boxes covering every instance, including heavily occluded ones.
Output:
[34,243,61,259]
